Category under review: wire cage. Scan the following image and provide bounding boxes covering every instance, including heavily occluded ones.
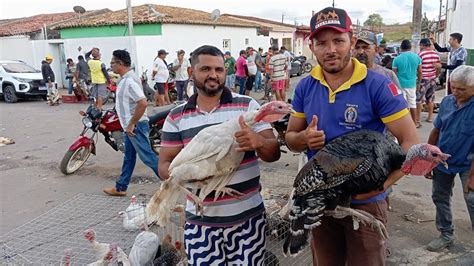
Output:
[1,164,312,265]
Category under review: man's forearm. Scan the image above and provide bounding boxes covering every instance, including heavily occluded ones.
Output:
[427,129,439,146]
[158,161,171,180]
[255,136,280,162]
[286,131,308,152]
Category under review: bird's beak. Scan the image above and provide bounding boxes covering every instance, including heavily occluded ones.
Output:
[288,105,296,114]
[442,161,448,169]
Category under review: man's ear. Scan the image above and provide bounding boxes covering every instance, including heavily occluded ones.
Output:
[350,34,357,50]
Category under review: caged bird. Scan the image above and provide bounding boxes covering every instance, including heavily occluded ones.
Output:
[60,248,72,266]
[88,243,130,266]
[145,101,294,226]
[283,130,450,256]
[153,234,182,265]
[84,229,128,261]
[128,224,160,266]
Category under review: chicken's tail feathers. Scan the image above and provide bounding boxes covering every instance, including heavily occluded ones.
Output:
[145,180,181,227]
[283,193,325,256]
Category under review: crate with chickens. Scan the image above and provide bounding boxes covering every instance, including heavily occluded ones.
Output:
[0,193,186,265]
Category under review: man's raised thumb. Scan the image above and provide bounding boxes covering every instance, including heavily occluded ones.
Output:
[308,115,318,130]
[239,115,248,129]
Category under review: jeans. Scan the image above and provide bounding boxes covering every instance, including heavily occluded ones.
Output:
[225,74,235,89]
[175,80,189,101]
[236,76,247,95]
[255,69,262,91]
[116,121,159,191]
[432,168,474,240]
[68,79,74,94]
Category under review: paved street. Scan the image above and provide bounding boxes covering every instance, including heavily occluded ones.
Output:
[1,73,472,264]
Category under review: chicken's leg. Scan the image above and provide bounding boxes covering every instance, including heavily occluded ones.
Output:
[214,187,245,201]
[324,206,389,240]
[177,183,204,215]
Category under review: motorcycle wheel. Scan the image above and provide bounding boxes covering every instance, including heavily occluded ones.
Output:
[149,126,162,155]
[304,63,313,73]
[59,146,92,175]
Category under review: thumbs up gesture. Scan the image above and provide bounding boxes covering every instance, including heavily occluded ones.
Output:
[235,115,263,152]
[305,115,325,150]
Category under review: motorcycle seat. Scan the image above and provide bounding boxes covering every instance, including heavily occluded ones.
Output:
[148,104,176,125]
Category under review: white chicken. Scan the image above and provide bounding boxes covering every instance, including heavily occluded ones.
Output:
[87,243,131,266]
[145,101,294,226]
[118,211,143,231]
[128,224,160,266]
[60,248,72,266]
[84,229,128,262]
[126,195,145,220]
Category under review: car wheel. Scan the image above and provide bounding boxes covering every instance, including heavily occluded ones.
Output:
[3,85,18,103]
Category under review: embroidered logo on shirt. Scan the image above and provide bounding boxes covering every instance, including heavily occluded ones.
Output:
[388,82,400,96]
[344,106,358,124]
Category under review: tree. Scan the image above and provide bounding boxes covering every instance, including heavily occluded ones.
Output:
[364,13,384,32]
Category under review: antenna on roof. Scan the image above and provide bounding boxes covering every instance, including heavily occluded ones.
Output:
[147,4,166,18]
[210,9,220,29]
[73,6,86,21]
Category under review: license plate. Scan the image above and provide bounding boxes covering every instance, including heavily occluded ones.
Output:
[39,86,48,91]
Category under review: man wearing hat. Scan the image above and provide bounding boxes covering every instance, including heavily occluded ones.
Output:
[172,49,191,101]
[286,6,419,264]
[152,49,170,106]
[41,55,59,105]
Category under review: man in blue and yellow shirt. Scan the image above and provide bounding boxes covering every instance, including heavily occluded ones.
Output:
[286,7,420,265]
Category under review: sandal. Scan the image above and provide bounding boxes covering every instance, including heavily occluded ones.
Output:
[416,122,422,128]
[425,119,433,123]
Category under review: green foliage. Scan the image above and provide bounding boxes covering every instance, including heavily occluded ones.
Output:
[364,13,384,28]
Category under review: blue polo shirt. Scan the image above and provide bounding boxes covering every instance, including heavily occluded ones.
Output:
[292,58,409,160]
[433,95,474,174]
[292,59,409,204]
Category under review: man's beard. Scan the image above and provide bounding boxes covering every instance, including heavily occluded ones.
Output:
[194,77,225,97]
[318,51,352,74]
[355,54,369,65]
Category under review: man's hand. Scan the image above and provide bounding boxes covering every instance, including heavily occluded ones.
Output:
[126,123,136,137]
[235,115,263,152]
[305,115,325,150]
[465,178,474,193]
[429,34,436,44]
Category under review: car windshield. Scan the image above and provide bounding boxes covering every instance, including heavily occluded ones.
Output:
[1,62,40,73]
[386,47,398,53]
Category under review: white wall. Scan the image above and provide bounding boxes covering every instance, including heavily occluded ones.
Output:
[269,31,294,51]
[0,36,35,65]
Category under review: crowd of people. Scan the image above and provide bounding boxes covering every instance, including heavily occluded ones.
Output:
[36,5,472,264]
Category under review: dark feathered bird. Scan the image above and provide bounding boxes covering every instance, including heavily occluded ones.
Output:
[283,130,450,256]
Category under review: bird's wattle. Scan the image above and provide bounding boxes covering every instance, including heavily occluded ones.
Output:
[256,113,287,123]
[408,159,439,176]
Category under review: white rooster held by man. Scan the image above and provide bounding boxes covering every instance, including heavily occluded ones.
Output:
[145,101,294,226]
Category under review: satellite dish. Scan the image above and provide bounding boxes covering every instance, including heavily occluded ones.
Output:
[73,6,86,14]
[210,9,220,23]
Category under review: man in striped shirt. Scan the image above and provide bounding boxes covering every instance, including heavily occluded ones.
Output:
[417,38,441,127]
[160,45,281,265]
[269,46,288,102]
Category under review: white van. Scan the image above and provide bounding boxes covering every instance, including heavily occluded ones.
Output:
[0,60,47,103]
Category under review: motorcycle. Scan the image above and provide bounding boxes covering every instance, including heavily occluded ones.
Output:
[293,55,313,73]
[141,69,156,102]
[59,100,175,175]
[167,63,178,103]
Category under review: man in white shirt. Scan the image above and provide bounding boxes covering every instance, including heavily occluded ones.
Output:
[245,47,258,96]
[103,49,160,196]
[281,46,293,90]
[152,49,170,106]
[172,49,191,101]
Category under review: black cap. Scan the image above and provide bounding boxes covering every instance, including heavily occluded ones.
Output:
[158,49,169,55]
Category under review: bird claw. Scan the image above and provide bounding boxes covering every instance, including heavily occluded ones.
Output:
[214,187,245,201]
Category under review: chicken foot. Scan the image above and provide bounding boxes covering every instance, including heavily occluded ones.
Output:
[214,187,245,201]
[177,183,204,215]
[324,206,389,240]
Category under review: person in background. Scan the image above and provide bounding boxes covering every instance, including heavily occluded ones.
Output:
[224,51,236,92]
[260,47,273,101]
[374,44,386,65]
[75,55,90,96]
[65,58,76,95]
[245,47,257,96]
[416,38,441,128]
[425,65,474,252]
[152,49,170,106]
[103,49,160,197]
[430,32,467,95]
[235,50,248,95]
[281,46,293,91]
[269,46,288,102]
[172,49,191,101]
[41,55,59,106]
[254,47,265,92]
[86,47,111,110]
[392,39,422,123]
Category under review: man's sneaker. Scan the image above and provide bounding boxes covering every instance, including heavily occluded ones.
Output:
[426,236,454,251]
[103,187,127,197]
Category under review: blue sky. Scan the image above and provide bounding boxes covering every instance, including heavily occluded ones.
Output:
[0,0,441,25]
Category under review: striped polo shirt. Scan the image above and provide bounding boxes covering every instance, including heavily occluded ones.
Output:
[269,53,288,81]
[418,50,440,80]
[161,88,272,227]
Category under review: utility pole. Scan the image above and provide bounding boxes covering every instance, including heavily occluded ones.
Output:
[126,0,134,36]
[332,0,335,8]
[437,0,442,33]
[281,13,284,23]
[412,0,422,52]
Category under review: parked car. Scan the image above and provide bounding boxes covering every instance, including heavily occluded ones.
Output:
[383,45,401,59]
[0,60,46,103]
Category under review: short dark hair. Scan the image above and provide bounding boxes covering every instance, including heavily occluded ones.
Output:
[400,39,412,50]
[78,55,84,61]
[112,49,131,67]
[239,49,246,55]
[450,32,463,43]
[190,45,224,67]
[271,46,279,51]
[280,46,287,50]
[66,58,73,63]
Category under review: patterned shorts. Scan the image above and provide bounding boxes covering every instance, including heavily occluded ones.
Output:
[416,78,437,103]
[184,213,266,265]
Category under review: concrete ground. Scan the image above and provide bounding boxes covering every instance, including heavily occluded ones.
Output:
[0,73,472,264]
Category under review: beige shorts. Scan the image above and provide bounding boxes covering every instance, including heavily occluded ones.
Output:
[400,88,416,108]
